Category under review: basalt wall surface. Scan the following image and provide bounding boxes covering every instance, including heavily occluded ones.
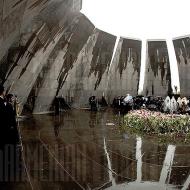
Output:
[143,41,172,97]
[0,0,188,112]
[173,37,190,97]
[108,38,141,103]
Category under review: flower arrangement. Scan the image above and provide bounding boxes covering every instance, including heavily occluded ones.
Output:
[122,110,190,143]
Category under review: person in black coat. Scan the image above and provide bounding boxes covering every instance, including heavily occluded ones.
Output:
[0,84,8,146]
[0,86,22,181]
[0,85,19,147]
[6,94,20,145]
[89,96,98,111]
[54,96,60,115]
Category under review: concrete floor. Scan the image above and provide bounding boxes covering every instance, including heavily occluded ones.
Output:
[1,109,190,190]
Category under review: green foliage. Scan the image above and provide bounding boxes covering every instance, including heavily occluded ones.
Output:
[122,110,190,143]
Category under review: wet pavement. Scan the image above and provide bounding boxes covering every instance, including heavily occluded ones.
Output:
[1,109,190,190]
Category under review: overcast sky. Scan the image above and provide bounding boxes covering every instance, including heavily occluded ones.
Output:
[81,0,190,40]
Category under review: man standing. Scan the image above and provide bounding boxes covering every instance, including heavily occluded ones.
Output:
[6,94,20,144]
[0,84,7,146]
[0,85,21,181]
[0,85,19,146]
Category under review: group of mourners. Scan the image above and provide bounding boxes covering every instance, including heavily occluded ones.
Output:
[0,84,20,148]
[112,94,190,114]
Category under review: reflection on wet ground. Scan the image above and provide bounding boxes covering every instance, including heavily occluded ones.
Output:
[1,109,190,189]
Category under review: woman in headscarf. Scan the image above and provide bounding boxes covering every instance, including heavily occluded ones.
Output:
[170,96,178,114]
[163,96,171,113]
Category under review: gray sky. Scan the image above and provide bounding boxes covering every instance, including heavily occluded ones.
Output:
[81,0,190,40]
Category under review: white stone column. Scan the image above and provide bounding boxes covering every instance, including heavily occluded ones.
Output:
[136,136,142,182]
[159,145,176,184]
[138,39,147,95]
[182,174,190,190]
[103,137,116,186]
[166,38,180,94]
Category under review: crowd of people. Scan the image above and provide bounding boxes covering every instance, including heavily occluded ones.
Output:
[112,94,190,114]
[0,84,20,148]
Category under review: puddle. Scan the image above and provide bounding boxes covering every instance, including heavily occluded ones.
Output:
[6,109,190,190]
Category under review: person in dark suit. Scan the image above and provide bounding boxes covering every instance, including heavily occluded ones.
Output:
[0,85,22,181]
[0,85,19,146]
[0,84,7,147]
[89,96,98,111]
[6,94,20,144]
[54,96,60,115]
